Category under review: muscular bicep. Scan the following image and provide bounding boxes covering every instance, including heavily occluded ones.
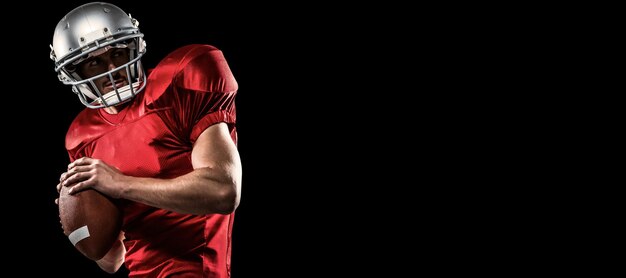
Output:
[191,122,242,177]
[191,122,242,212]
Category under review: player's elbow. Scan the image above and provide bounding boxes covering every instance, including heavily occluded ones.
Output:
[214,181,240,215]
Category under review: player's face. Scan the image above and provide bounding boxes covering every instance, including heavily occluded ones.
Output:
[77,48,130,94]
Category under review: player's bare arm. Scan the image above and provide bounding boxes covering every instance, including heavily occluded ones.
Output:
[59,122,242,215]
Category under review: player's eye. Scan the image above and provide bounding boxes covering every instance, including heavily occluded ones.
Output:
[87,59,99,67]
[112,49,127,58]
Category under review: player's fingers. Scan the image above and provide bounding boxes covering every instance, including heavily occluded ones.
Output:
[63,171,91,187]
[57,182,62,193]
[68,157,93,169]
[55,198,59,205]
[59,172,66,182]
[63,165,92,180]
[67,184,79,195]
[68,178,94,195]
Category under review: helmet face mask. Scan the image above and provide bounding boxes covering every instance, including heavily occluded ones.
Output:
[51,2,147,109]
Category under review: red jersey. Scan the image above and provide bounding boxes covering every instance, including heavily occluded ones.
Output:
[65,44,238,278]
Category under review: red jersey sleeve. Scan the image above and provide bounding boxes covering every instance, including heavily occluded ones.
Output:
[147,44,238,143]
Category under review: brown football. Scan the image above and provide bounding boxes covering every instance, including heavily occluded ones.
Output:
[58,186,122,261]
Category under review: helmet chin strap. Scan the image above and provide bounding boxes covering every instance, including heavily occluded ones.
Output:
[96,82,141,106]
[77,81,144,109]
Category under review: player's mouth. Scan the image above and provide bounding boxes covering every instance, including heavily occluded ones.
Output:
[103,80,128,92]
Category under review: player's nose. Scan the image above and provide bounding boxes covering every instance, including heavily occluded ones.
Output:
[107,60,117,71]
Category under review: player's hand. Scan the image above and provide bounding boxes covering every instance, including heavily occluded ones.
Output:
[59,157,126,198]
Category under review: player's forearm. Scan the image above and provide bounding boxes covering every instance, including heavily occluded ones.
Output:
[119,166,241,215]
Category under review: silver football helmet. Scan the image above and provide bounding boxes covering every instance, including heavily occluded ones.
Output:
[50,2,147,108]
